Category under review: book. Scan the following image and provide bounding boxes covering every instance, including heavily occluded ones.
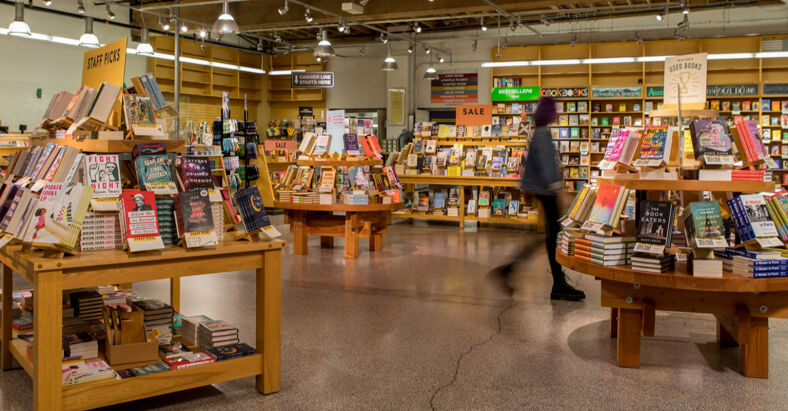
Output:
[175,189,217,248]
[163,352,215,370]
[728,195,781,246]
[180,157,214,191]
[206,343,256,361]
[343,133,361,156]
[634,201,675,255]
[634,126,672,167]
[136,154,178,195]
[119,191,164,252]
[83,154,121,210]
[61,360,116,386]
[583,183,628,230]
[122,94,162,136]
[683,201,727,249]
[312,135,331,156]
[234,186,279,238]
[689,120,734,165]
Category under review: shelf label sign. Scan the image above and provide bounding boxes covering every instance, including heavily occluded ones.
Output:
[431,73,478,104]
[541,87,588,98]
[764,83,788,96]
[592,86,642,98]
[291,72,334,88]
[646,86,664,97]
[663,53,707,109]
[82,38,127,127]
[456,104,493,126]
[263,140,297,152]
[491,86,539,102]
[299,106,314,116]
[706,84,758,96]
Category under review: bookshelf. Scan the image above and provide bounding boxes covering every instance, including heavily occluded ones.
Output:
[489,34,788,186]
[0,134,31,167]
[268,54,327,124]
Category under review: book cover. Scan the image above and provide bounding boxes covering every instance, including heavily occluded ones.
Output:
[739,194,779,238]
[83,155,121,198]
[176,189,217,247]
[493,198,505,216]
[587,183,623,227]
[120,191,164,252]
[634,126,670,167]
[312,135,331,156]
[136,154,178,195]
[233,186,273,233]
[180,157,214,191]
[207,343,256,361]
[684,201,726,248]
[343,133,360,156]
[122,94,158,128]
[634,201,675,254]
[689,120,734,163]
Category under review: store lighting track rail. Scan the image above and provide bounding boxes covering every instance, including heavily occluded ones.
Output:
[481,52,788,67]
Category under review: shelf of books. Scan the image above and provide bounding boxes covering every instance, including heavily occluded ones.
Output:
[0,134,31,168]
[488,35,788,188]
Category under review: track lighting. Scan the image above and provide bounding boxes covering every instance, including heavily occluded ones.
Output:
[381,45,398,71]
[278,0,289,15]
[273,31,282,43]
[425,47,431,54]
[438,55,444,63]
[44,0,52,6]
[199,27,207,38]
[380,33,388,44]
[213,1,239,34]
[656,13,663,21]
[8,2,31,38]
[181,23,188,33]
[304,8,313,23]
[540,15,551,26]
[681,0,689,14]
[79,17,100,48]
[160,17,170,31]
[316,56,322,62]
[105,3,116,20]
[480,17,487,31]
[313,30,335,57]
[407,45,413,54]
[257,37,263,52]
[338,18,346,32]
[414,22,422,33]
[472,39,477,52]
[657,5,667,21]
[136,27,155,56]
[77,0,85,15]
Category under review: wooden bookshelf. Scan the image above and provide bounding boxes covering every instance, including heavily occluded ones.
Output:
[268,54,327,124]
[32,139,186,154]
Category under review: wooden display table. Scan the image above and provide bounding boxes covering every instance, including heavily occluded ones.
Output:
[0,239,285,410]
[276,201,402,259]
[557,252,788,378]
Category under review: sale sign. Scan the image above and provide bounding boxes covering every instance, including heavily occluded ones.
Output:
[456,104,493,126]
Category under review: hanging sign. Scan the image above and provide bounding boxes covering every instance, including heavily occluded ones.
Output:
[299,106,314,116]
[263,140,298,152]
[592,86,642,98]
[491,86,540,102]
[82,38,127,127]
[663,53,707,109]
[706,84,758,97]
[541,87,588,98]
[764,83,788,96]
[431,73,478,104]
[291,72,334,88]
[646,86,664,97]
[455,104,492,127]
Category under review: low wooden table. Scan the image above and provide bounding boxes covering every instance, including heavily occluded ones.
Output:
[276,201,402,259]
[557,252,788,378]
[1,239,285,410]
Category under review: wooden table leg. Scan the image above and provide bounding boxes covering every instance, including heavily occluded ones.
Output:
[642,300,656,337]
[256,249,282,394]
[2,265,11,370]
[716,319,738,347]
[34,270,63,410]
[292,211,308,255]
[344,213,360,259]
[616,308,642,368]
[369,233,383,251]
[320,237,334,248]
[170,277,181,313]
[741,317,768,378]
[609,307,618,339]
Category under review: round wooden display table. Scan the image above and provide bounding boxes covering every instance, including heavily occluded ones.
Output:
[276,201,403,259]
[557,252,788,378]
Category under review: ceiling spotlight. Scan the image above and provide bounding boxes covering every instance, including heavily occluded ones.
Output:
[199,27,207,38]
[344,27,350,35]
[316,56,322,62]
[656,13,663,21]
[160,17,170,31]
[257,37,263,52]
[438,55,445,63]
[380,33,389,44]
[304,8,313,23]
[278,0,289,15]
[79,17,100,48]
[274,31,282,43]
[381,45,398,71]
[657,5,668,21]
[213,1,239,34]
[105,3,116,20]
[414,22,422,33]
[681,0,689,14]
[540,15,551,26]
[8,2,31,38]
[136,27,155,56]
[181,23,188,33]
[314,30,335,57]
[77,0,85,15]
[408,45,414,54]
[425,47,431,54]
[338,18,346,32]
[480,17,487,31]
[44,0,52,6]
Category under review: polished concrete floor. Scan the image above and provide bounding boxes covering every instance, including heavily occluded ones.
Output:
[2,216,788,410]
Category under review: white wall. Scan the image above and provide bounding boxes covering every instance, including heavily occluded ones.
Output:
[0,3,147,130]
[326,56,387,110]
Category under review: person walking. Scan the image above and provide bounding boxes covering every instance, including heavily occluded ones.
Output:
[488,97,586,301]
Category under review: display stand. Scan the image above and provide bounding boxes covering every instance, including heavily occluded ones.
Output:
[276,201,402,259]
[0,239,285,410]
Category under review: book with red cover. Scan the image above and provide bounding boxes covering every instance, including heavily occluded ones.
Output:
[367,135,383,158]
[359,137,375,157]
[119,191,164,252]
[163,352,215,370]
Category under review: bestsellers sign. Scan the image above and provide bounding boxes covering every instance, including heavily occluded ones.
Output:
[491,87,540,102]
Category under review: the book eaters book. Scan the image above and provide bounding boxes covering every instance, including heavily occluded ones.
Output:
[233,186,281,239]
[119,191,164,252]
[175,189,218,248]
[633,201,675,254]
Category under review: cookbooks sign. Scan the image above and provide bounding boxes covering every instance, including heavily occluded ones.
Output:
[431,73,478,104]
[541,88,588,98]
[663,53,707,109]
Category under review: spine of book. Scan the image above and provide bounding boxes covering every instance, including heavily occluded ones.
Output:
[729,197,754,241]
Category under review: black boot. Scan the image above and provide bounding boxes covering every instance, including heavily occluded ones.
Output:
[550,282,585,301]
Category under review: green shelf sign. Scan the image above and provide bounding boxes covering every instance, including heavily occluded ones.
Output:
[491,86,540,102]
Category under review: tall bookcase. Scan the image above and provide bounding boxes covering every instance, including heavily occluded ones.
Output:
[490,35,788,191]
[267,54,327,124]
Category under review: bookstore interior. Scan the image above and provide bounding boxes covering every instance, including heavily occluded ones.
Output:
[1,0,788,409]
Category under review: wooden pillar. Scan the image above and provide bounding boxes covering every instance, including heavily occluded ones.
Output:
[616,308,642,368]
[170,277,181,313]
[256,249,282,394]
[292,211,308,255]
[741,317,768,378]
[642,300,656,337]
[34,270,63,410]
[2,265,12,370]
[716,319,738,347]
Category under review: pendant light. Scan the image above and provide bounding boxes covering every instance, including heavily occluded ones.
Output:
[381,44,398,71]
[79,17,100,48]
[8,2,31,38]
[212,1,239,34]
[424,55,438,80]
[313,30,335,57]
[136,28,155,56]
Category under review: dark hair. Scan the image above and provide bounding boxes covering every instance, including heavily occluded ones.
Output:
[534,97,557,126]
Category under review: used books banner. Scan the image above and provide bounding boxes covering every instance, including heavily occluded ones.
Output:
[663,53,707,110]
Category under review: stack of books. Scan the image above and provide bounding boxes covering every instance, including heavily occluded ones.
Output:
[132,299,174,339]
[574,234,635,266]
[447,207,460,217]
[155,196,178,245]
[181,315,213,346]
[69,291,103,322]
[207,343,256,361]
[79,212,123,252]
[198,320,240,350]
[716,248,788,278]
[164,352,216,370]
[292,192,320,204]
[62,332,98,359]
[61,360,117,386]
[345,193,369,205]
[477,207,491,218]
[631,253,676,273]
[558,230,584,256]
[277,190,295,202]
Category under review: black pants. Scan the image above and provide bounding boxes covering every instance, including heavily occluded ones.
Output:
[512,194,566,286]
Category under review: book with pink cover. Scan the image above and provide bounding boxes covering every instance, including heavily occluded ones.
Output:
[598,129,630,169]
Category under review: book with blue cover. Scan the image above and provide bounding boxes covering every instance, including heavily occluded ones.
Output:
[234,186,271,233]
